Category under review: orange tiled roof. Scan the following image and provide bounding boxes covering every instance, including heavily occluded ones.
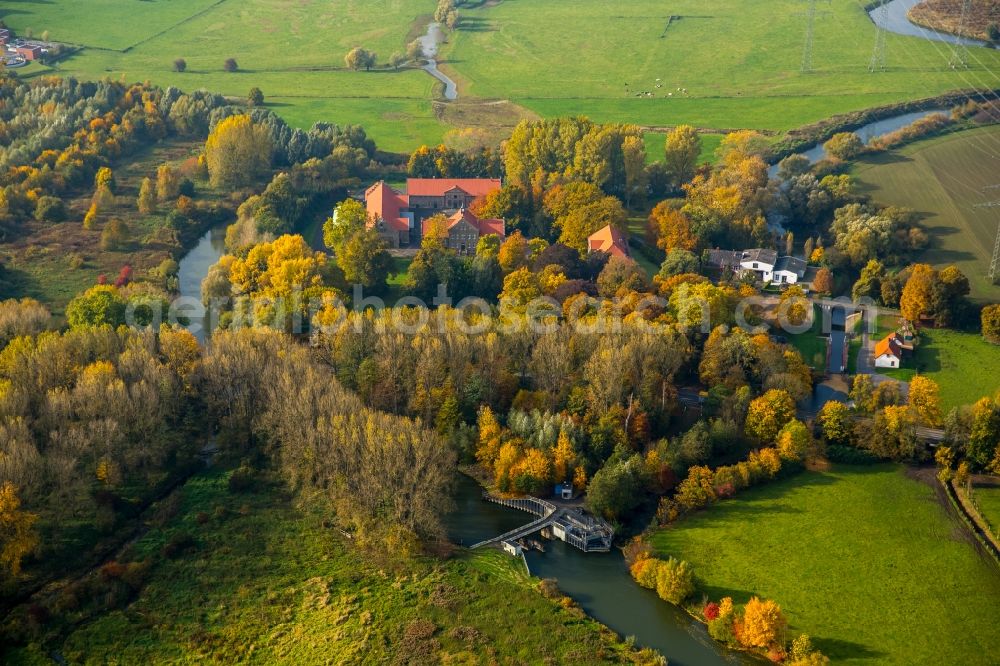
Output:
[587,224,630,258]
[406,178,501,198]
[365,181,410,232]
[422,208,505,238]
[874,333,902,360]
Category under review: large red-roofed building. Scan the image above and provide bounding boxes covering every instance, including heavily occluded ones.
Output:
[364,178,503,248]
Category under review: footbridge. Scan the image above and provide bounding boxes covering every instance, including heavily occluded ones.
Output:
[470,494,613,553]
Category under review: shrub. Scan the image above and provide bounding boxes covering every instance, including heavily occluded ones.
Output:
[34,196,66,222]
[538,578,561,599]
[826,444,878,465]
[100,219,130,251]
[988,23,1000,43]
[223,58,238,72]
[161,531,196,559]
[654,557,695,605]
[247,87,264,107]
[228,463,255,493]
[173,58,187,72]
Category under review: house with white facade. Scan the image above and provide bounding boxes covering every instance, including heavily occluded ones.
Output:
[874,333,903,369]
[708,247,815,284]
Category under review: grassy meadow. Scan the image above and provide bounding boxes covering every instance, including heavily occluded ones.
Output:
[853,125,1000,302]
[8,0,1000,151]
[652,464,1000,665]
[444,0,1000,131]
[3,468,643,664]
[874,319,1000,411]
[972,484,1000,538]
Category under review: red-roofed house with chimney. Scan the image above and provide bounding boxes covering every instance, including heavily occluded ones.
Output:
[422,209,505,255]
[587,225,630,259]
[364,178,503,248]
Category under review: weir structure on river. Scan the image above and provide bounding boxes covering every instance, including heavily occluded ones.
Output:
[470,494,613,553]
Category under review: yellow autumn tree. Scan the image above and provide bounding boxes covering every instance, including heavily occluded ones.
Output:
[0,482,39,577]
[476,405,503,467]
[204,114,273,188]
[551,429,575,483]
[908,375,942,427]
[745,389,797,444]
[494,441,523,491]
[573,465,588,491]
[740,597,787,649]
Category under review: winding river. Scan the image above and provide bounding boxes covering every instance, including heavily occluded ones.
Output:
[448,475,758,666]
[418,22,458,100]
[768,107,948,177]
[176,224,227,343]
[869,0,989,47]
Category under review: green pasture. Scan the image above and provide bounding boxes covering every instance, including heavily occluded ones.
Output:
[853,125,1000,303]
[972,483,1000,538]
[653,464,1000,665]
[877,323,1000,411]
[446,0,1000,131]
[8,0,1000,152]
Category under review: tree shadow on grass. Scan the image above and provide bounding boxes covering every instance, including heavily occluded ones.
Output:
[811,636,887,662]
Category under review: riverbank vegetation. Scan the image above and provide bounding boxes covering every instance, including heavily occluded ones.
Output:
[651,464,1000,664]
[3,464,657,664]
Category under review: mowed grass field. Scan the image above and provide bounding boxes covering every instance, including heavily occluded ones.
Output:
[972,483,1000,538]
[853,125,1000,302]
[653,464,1000,665]
[9,0,1000,152]
[878,326,1000,411]
[444,0,1000,132]
[8,0,445,151]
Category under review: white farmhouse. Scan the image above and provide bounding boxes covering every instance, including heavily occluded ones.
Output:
[874,333,903,369]
[772,256,807,285]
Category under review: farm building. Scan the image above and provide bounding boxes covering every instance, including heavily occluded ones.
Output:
[587,225,630,258]
[874,333,904,369]
[364,178,503,248]
[706,248,809,284]
[16,45,41,61]
[405,178,501,211]
[421,208,504,255]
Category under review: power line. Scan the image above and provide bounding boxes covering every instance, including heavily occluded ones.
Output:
[975,186,1000,282]
[868,2,888,72]
[799,0,830,73]
[948,0,973,69]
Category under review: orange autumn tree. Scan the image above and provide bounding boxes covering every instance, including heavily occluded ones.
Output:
[738,597,787,649]
[648,202,698,253]
[476,405,503,467]
[0,482,39,577]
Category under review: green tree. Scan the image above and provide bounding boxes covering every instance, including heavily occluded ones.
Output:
[224,58,239,72]
[66,285,126,329]
[100,219,130,251]
[336,228,392,292]
[247,87,264,107]
[137,177,156,215]
[823,132,864,160]
[663,124,701,188]
[585,454,647,521]
[982,304,1000,344]
[324,199,369,252]
[345,47,377,71]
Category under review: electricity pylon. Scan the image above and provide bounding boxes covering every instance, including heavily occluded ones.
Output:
[869,2,888,72]
[976,186,1000,282]
[800,0,830,73]
[949,0,972,69]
